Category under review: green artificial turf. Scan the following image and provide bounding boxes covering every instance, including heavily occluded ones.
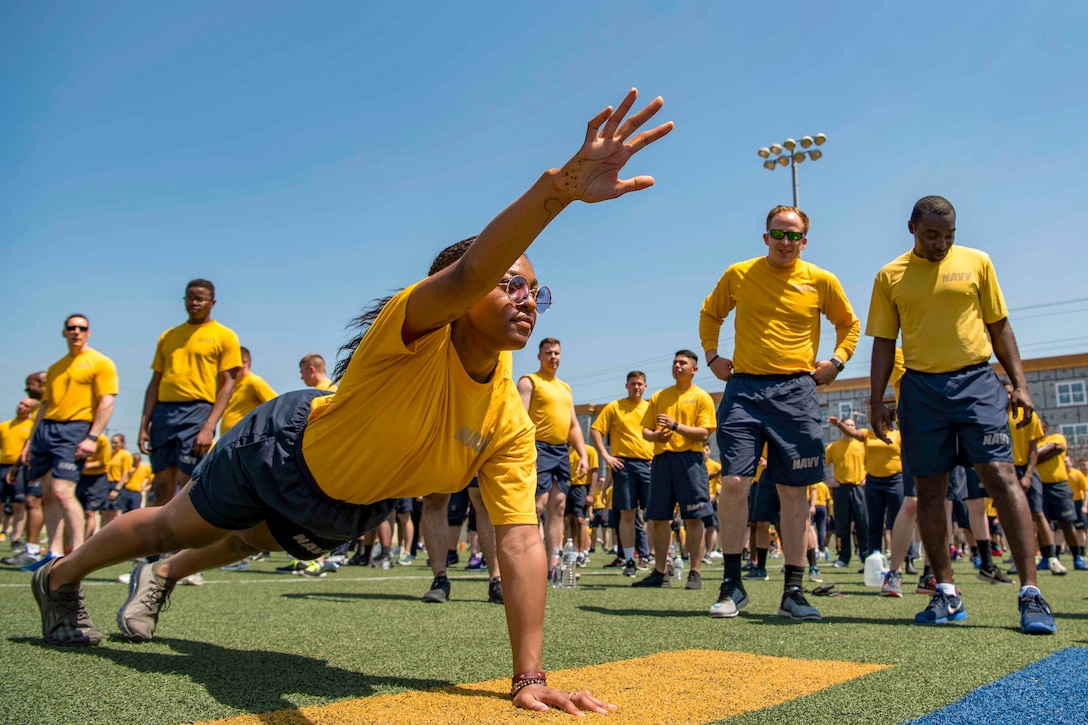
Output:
[2,554,1086,724]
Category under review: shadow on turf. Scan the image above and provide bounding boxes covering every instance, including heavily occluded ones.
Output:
[280,591,420,603]
[578,605,708,618]
[10,635,508,722]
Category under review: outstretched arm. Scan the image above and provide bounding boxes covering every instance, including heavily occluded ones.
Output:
[403,90,673,344]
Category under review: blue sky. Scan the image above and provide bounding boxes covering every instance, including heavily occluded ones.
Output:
[2,2,1086,435]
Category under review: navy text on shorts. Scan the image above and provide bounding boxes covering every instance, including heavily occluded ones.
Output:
[898,363,1012,477]
[28,419,91,483]
[645,450,712,521]
[716,373,825,487]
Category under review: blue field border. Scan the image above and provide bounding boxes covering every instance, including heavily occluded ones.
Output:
[908,647,1088,725]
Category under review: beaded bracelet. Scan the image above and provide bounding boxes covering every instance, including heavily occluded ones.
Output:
[510,671,547,697]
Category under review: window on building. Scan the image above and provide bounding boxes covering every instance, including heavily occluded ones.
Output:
[1060,423,1088,446]
[838,402,853,420]
[1055,381,1086,407]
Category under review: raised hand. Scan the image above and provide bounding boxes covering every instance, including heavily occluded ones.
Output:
[555,88,673,204]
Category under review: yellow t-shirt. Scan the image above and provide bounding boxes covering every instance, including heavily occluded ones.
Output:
[811,481,832,508]
[313,379,338,392]
[107,449,134,484]
[520,372,573,445]
[152,320,242,404]
[862,429,902,478]
[1009,409,1044,467]
[1067,468,1086,502]
[985,497,997,518]
[569,445,599,487]
[603,484,613,509]
[81,435,112,476]
[826,437,865,484]
[0,417,34,465]
[591,398,654,460]
[707,457,722,498]
[43,348,119,423]
[1035,433,1068,484]
[126,461,152,492]
[699,257,859,375]
[866,246,1008,374]
[302,284,537,527]
[221,372,278,435]
[641,384,716,455]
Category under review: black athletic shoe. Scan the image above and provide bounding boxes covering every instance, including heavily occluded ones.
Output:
[422,575,450,603]
[632,569,670,588]
[488,577,504,605]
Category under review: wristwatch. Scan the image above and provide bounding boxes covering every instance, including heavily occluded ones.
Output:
[670,421,679,431]
[830,357,845,373]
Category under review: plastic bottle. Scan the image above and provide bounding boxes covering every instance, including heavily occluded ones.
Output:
[562,538,578,589]
[672,546,684,582]
[863,550,888,587]
[550,547,562,588]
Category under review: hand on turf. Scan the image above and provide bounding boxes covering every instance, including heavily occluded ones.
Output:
[513,684,617,716]
[553,89,673,205]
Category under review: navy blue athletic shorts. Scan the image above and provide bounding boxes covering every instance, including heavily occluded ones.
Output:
[76,473,111,511]
[750,474,780,523]
[117,489,143,513]
[1042,482,1077,523]
[963,466,989,500]
[565,484,588,517]
[1016,465,1044,514]
[28,419,91,483]
[535,441,571,496]
[150,400,213,476]
[645,450,712,521]
[188,389,392,561]
[717,373,825,487]
[1075,503,1086,531]
[0,465,12,505]
[947,466,968,502]
[394,497,414,515]
[611,458,651,511]
[447,488,470,526]
[899,364,1012,476]
[746,476,760,524]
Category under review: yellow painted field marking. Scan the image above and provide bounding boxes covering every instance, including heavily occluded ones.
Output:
[198,649,888,724]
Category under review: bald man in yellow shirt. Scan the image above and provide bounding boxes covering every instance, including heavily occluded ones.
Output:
[867,195,1054,635]
[701,204,859,621]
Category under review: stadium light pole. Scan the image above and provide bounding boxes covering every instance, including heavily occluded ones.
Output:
[757,133,827,207]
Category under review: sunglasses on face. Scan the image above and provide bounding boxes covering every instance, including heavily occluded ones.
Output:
[497,275,552,313]
[66,325,88,332]
[767,229,804,242]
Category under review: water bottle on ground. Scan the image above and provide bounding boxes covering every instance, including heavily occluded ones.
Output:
[550,546,563,588]
[562,538,578,589]
[672,546,684,582]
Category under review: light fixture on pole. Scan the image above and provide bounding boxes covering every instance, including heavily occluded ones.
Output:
[757,133,826,207]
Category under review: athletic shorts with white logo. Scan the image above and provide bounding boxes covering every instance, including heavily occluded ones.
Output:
[76,472,111,511]
[27,419,91,483]
[150,400,214,476]
[717,373,825,487]
[1042,482,1077,523]
[645,450,713,521]
[188,389,392,561]
[535,441,571,496]
[898,363,1012,476]
[611,457,651,511]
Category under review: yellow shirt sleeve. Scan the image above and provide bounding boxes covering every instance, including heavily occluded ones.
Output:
[1035,434,1069,483]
